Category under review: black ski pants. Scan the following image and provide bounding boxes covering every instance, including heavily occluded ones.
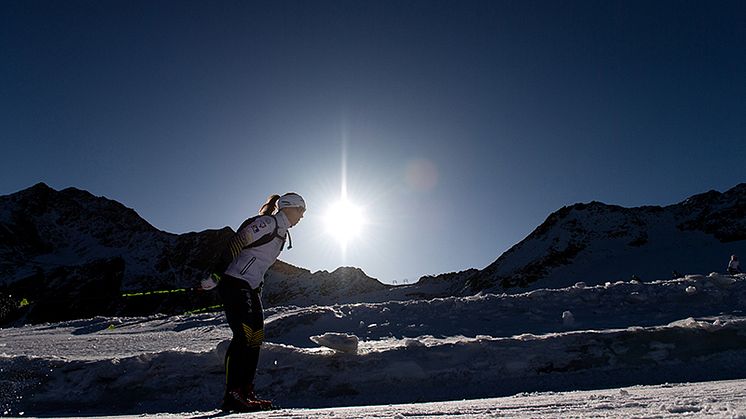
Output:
[217,275,265,392]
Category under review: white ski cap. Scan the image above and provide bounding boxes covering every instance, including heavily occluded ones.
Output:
[278,193,306,210]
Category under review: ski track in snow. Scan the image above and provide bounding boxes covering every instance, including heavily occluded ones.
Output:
[2,274,746,417]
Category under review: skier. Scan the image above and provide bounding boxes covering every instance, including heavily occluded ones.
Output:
[727,255,741,275]
[214,192,306,412]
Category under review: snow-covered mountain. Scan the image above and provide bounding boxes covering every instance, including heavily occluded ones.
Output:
[468,183,746,294]
[0,183,231,288]
[2,182,746,325]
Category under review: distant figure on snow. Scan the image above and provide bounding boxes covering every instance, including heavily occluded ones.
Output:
[212,192,306,412]
[727,255,741,275]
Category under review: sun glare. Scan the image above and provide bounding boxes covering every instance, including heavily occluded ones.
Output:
[324,199,367,248]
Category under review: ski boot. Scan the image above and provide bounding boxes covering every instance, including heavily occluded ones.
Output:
[221,386,273,413]
[245,384,274,410]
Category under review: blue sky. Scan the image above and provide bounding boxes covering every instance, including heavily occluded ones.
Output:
[2,0,745,283]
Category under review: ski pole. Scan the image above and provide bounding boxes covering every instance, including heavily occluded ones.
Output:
[121,287,204,298]
[184,304,224,315]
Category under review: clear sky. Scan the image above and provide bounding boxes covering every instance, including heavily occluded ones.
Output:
[2,0,745,284]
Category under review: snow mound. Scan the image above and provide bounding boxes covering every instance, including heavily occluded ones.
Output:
[310,332,359,354]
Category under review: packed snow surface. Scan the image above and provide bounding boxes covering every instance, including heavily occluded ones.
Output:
[67,379,746,418]
[2,273,746,417]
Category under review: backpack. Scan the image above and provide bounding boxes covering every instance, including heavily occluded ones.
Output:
[202,215,290,290]
[225,213,286,262]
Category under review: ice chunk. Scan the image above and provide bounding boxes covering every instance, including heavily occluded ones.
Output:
[310,332,359,354]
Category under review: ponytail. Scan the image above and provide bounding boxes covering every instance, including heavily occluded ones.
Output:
[259,194,281,216]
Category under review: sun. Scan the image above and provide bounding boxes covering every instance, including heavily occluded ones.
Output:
[324,198,367,248]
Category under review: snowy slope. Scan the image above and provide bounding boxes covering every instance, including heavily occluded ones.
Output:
[471,183,746,293]
[2,273,746,416]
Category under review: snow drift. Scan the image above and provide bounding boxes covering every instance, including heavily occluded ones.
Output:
[2,273,746,416]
